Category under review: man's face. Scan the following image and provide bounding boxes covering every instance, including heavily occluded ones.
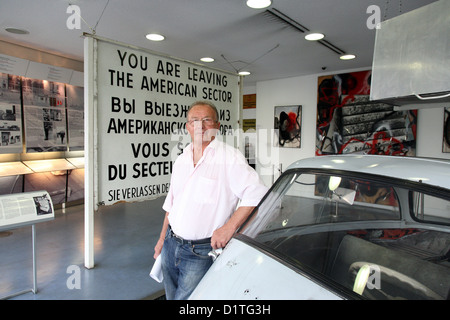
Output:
[186,104,220,145]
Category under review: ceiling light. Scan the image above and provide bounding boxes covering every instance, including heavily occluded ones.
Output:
[5,27,29,35]
[200,57,214,62]
[305,33,325,41]
[146,33,165,41]
[340,54,356,60]
[246,0,272,9]
[239,71,251,76]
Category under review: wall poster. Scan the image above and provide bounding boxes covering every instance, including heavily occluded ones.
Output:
[66,84,84,151]
[242,93,256,132]
[0,73,23,154]
[316,70,417,156]
[274,105,301,148]
[23,78,67,152]
[243,93,256,109]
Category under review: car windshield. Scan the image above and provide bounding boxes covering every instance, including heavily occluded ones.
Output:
[239,170,450,300]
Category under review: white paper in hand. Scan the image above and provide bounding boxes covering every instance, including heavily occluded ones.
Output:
[149,255,163,283]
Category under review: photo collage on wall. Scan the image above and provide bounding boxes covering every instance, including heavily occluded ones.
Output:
[0,72,84,154]
[23,78,67,152]
[316,70,417,157]
[0,72,85,205]
[66,85,84,151]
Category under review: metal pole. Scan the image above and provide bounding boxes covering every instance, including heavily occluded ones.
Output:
[31,224,37,293]
[84,36,96,269]
[0,225,37,299]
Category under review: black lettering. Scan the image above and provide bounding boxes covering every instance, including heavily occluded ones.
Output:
[140,77,197,97]
[108,70,133,88]
[202,87,232,102]
[156,60,181,77]
[108,164,126,180]
[117,50,127,66]
[111,97,135,113]
[117,50,147,71]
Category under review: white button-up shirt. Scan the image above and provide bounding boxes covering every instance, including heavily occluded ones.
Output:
[163,138,268,240]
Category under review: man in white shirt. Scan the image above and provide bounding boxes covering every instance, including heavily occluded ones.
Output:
[153,101,268,300]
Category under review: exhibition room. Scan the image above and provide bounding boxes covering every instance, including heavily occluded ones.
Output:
[0,0,449,302]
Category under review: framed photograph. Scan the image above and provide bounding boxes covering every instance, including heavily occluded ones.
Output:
[316,70,417,156]
[274,105,301,148]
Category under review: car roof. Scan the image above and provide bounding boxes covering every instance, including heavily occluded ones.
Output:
[287,155,450,190]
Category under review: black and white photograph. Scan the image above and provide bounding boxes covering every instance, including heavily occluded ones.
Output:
[33,193,53,215]
[0,73,22,154]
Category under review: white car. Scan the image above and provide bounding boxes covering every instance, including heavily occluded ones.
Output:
[190,155,450,300]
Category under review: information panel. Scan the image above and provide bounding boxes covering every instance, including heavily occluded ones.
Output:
[0,191,54,231]
[93,37,240,206]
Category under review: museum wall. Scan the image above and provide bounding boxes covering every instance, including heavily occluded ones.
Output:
[1,38,449,204]
[0,40,84,207]
[254,67,450,186]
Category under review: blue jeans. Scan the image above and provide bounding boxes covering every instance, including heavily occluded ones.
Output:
[161,229,213,300]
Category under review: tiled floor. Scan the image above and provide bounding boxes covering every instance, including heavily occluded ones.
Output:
[0,197,166,300]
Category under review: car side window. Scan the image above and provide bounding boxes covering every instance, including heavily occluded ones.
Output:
[244,172,400,235]
[411,191,450,225]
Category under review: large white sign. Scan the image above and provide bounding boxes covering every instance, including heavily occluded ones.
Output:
[93,38,240,206]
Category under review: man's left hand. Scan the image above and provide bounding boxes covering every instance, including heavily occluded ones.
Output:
[210,225,235,249]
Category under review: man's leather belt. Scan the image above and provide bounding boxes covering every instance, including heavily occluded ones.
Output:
[168,226,211,245]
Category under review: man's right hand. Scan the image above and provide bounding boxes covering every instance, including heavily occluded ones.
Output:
[154,238,164,259]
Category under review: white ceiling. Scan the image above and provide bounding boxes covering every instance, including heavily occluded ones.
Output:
[0,0,437,87]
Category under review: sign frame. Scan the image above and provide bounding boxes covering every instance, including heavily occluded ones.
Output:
[83,34,242,268]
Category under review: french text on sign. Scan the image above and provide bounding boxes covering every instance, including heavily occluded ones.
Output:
[131,142,170,158]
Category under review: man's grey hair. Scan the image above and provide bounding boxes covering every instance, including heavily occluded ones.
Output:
[188,100,219,121]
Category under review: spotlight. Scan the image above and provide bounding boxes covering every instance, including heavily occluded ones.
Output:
[305,33,325,41]
[246,0,272,9]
